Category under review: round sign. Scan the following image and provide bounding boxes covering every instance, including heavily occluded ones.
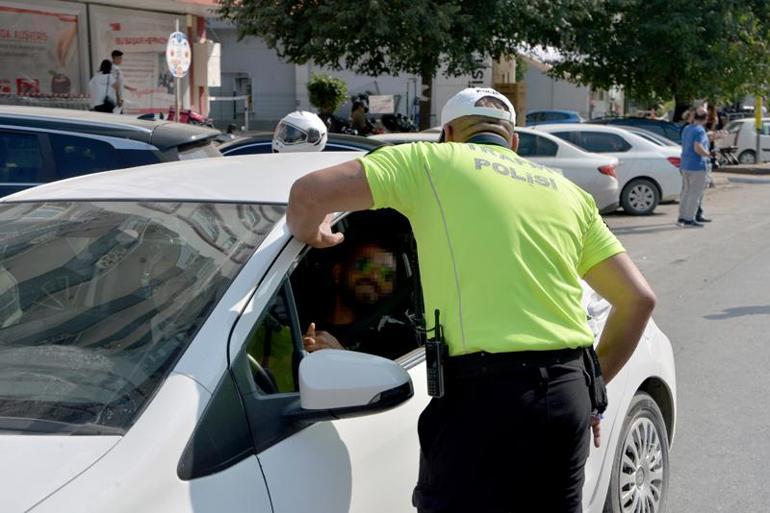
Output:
[166,31,191,79]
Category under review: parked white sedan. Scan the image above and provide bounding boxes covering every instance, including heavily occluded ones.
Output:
[0,153,675,513]
[371,129,620,213]
[536,124,683,215]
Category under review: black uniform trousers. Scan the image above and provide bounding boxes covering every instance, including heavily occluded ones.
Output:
[412,348,592,513]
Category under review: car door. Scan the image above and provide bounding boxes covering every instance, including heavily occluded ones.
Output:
[228,212,429,513]
[556,131,634,189]
[0,129,55,197]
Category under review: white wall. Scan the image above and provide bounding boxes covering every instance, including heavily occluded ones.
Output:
[524,65,590,118]
[210,25,296,128]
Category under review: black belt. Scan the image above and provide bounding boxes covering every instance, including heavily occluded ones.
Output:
[447,347,584,381]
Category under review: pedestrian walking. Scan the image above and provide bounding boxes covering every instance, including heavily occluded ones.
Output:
[678,107,712,227]
[88,60,119,113]
[286,87,656,513]
[111,49,137,112]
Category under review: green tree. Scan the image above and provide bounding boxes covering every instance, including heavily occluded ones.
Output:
[307,73,348,114]
[550,0,770,120]
[218,0,599,129]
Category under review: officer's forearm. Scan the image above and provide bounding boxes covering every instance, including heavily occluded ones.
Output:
[287,180,327,244]
[595,300,655,383]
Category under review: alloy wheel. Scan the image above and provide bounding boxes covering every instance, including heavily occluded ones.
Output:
[627,184,656,212]
[618,417,665,513]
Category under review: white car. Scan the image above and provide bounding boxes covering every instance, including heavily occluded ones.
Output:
[371,129,621,213]
[0,153,676,513]
[536,124,683,215]
[719,117,770,164]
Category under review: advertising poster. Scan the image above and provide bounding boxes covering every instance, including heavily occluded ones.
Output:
[89,5,189,113]
[0,0,84,96]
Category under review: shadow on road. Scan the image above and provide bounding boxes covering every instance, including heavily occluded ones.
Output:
[610,223,681,236]
[704,304,770,320]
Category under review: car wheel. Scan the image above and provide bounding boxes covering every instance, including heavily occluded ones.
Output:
[603,392,670,513]
[620,179,660,215]
[738,150,757,165]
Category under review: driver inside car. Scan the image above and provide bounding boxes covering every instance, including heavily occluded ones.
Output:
[302,239,420,360]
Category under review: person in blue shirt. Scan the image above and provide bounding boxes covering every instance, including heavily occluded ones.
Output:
[678,107,712,227]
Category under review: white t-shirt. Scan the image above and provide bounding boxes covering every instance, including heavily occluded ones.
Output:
[88,73,117,109]
[112,65,125,96]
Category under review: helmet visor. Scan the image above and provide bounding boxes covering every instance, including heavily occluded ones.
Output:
[275,122,308,145]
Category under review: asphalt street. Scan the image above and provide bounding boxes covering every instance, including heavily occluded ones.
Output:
[603,174,770,513]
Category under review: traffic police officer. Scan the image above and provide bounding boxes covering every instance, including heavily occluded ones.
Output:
[286,87,656,513]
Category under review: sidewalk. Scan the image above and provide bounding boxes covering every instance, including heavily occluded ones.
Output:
[713,163,770,175]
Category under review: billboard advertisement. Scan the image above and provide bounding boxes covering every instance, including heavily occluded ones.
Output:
[0,0,86,96]
[89,5,190,113]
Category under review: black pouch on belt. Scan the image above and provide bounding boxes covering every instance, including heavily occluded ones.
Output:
[583,346,608,414]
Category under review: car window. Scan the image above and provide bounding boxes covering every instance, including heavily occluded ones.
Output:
[517,133,558,157]
[761,122,770,136]
[243,283,301,395]
[49,133,118,179]
[290,210,424,362]
[576,131,631,153]
[725,122,741,134]
[0,131,45,183]
[119,149,162,168]
[0,200,285,434]
[223,142,272,156]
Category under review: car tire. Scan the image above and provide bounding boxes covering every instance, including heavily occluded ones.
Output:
[603,392,670,513]
[620,179,660,215]
[738,150,757,165]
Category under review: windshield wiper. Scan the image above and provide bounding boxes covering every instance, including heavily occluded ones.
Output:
[0,416,125,435]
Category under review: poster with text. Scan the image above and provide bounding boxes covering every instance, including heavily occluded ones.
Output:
[0,1,83,96]
[89,5,189,113]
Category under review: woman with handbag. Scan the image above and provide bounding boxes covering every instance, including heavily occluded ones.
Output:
[88,60,120,113]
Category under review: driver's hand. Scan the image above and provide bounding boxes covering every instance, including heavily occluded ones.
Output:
[303,322,344,351]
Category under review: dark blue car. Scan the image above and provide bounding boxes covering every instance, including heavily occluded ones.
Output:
[525,110,584,127]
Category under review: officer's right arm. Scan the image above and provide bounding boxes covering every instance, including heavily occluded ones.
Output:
[578,208,656,383]
[583,253,656,383]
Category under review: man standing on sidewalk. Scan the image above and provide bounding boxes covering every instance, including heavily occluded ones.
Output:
[678,107,711,227]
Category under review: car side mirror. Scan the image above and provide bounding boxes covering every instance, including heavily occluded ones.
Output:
[286,349,413,424]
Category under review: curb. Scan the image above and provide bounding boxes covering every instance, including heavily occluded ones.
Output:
[713,164,770,175]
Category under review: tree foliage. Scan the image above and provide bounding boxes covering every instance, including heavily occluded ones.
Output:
[550,0,770,113]
[218,0,599,127]
[307,73,348,113]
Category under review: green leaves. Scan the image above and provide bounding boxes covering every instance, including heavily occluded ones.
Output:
[217,0,596,78]
[307,74,348,113]
[551,0,770,105]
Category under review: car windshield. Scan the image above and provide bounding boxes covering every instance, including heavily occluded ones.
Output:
[0,201,284,435]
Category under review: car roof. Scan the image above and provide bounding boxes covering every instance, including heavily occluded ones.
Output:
[588,117,678,126]
[220,131,387,152]
[2,152,364,204]
[369,132,438,143]
[0,106,220,150]
[526,109,580,115]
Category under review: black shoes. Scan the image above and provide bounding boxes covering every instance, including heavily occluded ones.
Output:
[677,218,705,228]
[696,216,712,223]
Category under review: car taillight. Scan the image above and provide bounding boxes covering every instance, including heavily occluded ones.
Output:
[598,164,617,178]
[667,157,681,168]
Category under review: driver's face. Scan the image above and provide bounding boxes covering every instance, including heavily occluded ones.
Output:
[345,244,396,304]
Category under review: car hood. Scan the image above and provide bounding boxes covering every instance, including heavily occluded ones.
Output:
[0,435,120,512]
